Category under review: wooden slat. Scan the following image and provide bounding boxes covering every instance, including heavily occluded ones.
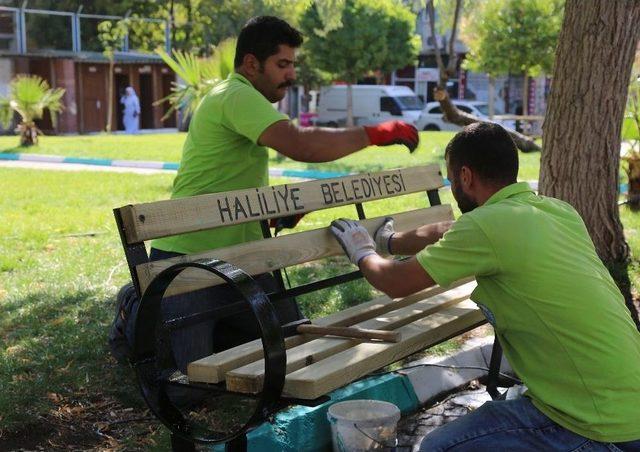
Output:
[283,300,485,400]
[118,165,443,244]
[137,205,454,297]
[187,278,474,384]
[225,283,476,394]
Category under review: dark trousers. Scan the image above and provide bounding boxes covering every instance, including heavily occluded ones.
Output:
[149,248,303,373]
[110,248,303,374]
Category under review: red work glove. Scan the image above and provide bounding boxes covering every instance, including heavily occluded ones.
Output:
[269,213,306,235]
[364,120,419,153]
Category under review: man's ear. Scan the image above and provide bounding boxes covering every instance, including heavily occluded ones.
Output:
[241,53,260,76]
[460,166,473,189]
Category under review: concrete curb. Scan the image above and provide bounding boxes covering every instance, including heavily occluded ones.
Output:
[0,152,350,180]
[399,336,513,404]
[211,335,513,451]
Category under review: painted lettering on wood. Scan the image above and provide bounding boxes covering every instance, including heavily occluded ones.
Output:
[121,165,442,243]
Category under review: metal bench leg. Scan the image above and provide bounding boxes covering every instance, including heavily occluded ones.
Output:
[225,434,248,452]
[171,434,196,452]
[486,338,503,400]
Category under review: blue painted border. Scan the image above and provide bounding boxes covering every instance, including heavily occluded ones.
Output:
[211,373,419,452]
[0,153,350,180]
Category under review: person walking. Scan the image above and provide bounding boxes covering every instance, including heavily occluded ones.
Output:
[120,86,140,134]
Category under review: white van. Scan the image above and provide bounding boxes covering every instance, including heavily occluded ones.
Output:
[315,85,423,127]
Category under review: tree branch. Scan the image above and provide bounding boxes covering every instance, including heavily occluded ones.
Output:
[426,0,447,88]
[426,0,540,152]
[446,0,462,78]
[434,89,541,152]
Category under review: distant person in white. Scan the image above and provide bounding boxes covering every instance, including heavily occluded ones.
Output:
[120,86,140,133]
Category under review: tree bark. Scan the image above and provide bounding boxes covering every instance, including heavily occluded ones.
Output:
[426,0,541,153]
[539,0,640,327]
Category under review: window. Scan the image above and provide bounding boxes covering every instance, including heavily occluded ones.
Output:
[396,96,424,111]
[428,106,442,114]
[380,97,402,116]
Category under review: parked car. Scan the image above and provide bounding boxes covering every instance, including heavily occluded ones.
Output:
[415,100,515,131]
[315,84,423,127]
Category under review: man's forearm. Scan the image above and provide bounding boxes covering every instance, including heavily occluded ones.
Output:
[260,121,369,162]
[390,221,453,255]
[295,126,369,162]
[358,254,435,299]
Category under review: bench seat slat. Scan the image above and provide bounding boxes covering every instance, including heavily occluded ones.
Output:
[119,165,443,244]
[137,204,454,297]
[187,278,474,384]
[282,300,485,400]
[224,282,477,394]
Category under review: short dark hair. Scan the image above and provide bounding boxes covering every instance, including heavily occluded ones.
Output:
[234,16,303,68]
[445,122,518,185]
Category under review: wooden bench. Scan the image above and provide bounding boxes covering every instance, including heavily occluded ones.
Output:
[114,164,489,449]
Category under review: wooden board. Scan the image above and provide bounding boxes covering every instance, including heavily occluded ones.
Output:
[282,300,485,400]
[137,205,454,297]
[186,278,474,384]
[118,165,443,244]
[225,282,476,393]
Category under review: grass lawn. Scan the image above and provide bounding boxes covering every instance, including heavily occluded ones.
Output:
[0,131,543,182]
[0,133,637,448]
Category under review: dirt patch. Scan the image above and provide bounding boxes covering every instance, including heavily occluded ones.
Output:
[0,393,165,451]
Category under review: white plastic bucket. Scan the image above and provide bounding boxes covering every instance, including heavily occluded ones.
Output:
[327,399,400,451]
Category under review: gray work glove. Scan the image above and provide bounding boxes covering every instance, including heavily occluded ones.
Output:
[330,218,376,265]
[374,217,396,256]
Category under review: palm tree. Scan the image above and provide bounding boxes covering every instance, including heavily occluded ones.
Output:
[155,37,236,125]
[0,75,65,146]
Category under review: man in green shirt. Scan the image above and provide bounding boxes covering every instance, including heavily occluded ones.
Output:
[110,16,419,368]
[331,123,640,449]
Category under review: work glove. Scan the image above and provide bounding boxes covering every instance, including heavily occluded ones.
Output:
[373,217,395,256]
[330,218,376,265]
[363,120,419,153]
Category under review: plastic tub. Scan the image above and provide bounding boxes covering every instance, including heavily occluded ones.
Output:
[327,399,400,451]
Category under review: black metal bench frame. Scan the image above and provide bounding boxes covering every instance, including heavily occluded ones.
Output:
[114,184,503,452]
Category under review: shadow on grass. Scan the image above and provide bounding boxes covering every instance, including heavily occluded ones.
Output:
[0,289,143,435]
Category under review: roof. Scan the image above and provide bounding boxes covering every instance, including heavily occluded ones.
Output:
[0,50,164,64]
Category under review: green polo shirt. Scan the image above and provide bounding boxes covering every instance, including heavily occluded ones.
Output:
[417,182,640,442]
[153,73,288,254]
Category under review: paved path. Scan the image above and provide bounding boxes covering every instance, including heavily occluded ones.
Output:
[0,159,174,174]
[397,385,492,451]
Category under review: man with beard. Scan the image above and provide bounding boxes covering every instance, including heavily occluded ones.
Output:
[110,16,418,368]
[330,122,640,450]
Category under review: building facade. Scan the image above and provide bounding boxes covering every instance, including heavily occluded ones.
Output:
[0,5,176,134]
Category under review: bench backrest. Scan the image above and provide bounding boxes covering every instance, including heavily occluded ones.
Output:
[114,164,452,298]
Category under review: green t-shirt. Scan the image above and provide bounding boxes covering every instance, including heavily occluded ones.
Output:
[417,182,640,442]
[153,73,288,254]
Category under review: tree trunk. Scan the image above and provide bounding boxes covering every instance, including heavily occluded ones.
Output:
[106,58,114,133]
[623,154,640,210]
[488,75,495,118]
[523,73,529,117]
[539,0,640,327]
[346,82,354,127]
[18,122,39,146]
